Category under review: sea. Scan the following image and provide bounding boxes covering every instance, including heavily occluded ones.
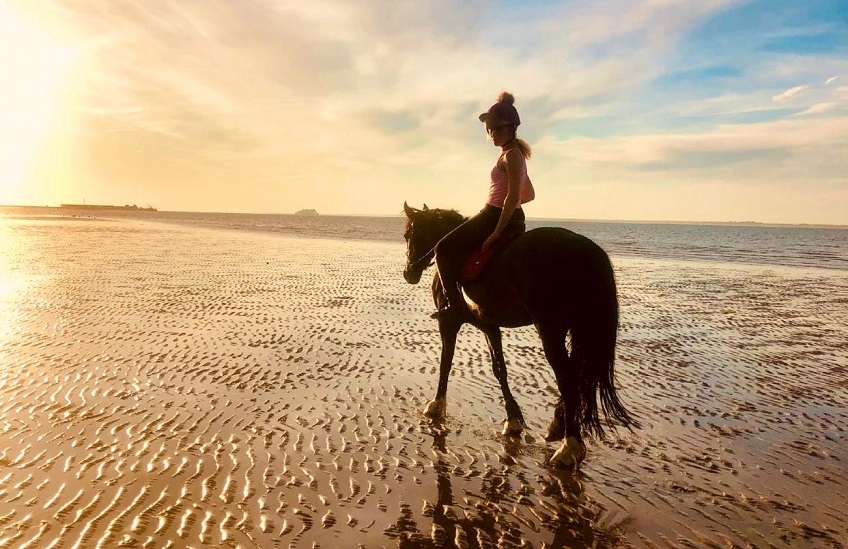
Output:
[2,206,846,272]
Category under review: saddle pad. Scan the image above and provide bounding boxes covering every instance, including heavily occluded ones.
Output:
[460,230,521,283]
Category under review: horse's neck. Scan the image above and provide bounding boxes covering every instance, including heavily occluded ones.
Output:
[440,217,465,238]
[426,211,465,246]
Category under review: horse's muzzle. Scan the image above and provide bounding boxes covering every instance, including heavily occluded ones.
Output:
[403,268,421,284]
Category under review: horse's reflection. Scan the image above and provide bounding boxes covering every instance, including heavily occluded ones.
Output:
[428,427,455,541]
[397,426,626,549]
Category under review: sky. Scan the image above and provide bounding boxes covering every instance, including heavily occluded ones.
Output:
[0,0,846,224]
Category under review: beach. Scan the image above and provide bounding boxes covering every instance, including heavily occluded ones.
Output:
[0,215,846,548]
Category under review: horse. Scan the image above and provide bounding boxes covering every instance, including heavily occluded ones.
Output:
[402,202,637,467]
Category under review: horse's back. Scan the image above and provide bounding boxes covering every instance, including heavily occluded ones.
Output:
[463,226,615,327]
[510,227,617,329]
[504,227,612,283]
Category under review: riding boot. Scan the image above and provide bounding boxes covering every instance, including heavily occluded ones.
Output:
[431,256,467,319]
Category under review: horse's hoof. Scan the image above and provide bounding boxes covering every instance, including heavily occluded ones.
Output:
[423,398,446,419]
[501,418,523,437]
[545,416,565,442]
[550,436,586,468]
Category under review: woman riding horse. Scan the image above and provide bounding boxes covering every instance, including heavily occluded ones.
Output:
[402,94,637,468]
[432,91,535,319]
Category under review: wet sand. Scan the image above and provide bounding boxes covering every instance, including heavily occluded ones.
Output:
[0,216,846,548]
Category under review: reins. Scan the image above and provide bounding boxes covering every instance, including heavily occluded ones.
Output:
[408,245,436,271]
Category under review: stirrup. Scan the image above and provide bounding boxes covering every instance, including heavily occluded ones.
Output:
[430,305,464,319]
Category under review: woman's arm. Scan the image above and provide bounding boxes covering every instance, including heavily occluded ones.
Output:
[482,149,523,251]
[522,175,535,203]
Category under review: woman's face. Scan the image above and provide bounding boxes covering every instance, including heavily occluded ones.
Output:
[486,119,514,147]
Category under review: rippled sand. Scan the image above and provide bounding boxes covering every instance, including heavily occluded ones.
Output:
[0,216,846,548]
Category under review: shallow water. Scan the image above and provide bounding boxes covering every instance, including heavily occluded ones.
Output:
[3,206,846,270]
[0,216,846,548]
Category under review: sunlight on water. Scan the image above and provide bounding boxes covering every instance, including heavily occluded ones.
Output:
[0,275,17,299]
[0,222,40,361]
[0,276,19,367]
[0,259,18,363]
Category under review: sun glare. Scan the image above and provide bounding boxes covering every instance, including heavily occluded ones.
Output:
[0,5,78,205]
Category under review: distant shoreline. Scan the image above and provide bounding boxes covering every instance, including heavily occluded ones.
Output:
[0,205,844,229]
[0,204,156,212]
[60,204,157,211]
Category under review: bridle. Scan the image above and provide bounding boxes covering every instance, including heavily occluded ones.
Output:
[405,221,436,272]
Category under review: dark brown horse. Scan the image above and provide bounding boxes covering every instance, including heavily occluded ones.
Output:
[402,202,637,467]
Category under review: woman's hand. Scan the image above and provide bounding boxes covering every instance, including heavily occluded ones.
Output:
[482,233,499,252]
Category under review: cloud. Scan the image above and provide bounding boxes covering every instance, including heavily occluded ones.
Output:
[796,102,841,116]
[5,0,847,222]
[772,85,809,103]
[537,116,848,178]
[7,0,749,138]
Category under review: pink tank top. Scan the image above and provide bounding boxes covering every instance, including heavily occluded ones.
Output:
[486,152,533,208]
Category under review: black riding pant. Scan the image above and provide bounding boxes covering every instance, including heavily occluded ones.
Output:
[434,204,525,308]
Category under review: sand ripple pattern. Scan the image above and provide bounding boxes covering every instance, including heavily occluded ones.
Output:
[0,218,846,548]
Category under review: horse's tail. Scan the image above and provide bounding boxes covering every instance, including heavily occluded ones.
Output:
[570,247,638,439]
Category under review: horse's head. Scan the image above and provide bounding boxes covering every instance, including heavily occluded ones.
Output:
[402,202,465,284]
[402,202,433,284]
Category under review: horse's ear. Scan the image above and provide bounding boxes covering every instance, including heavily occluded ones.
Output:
[403,201,416,218]
[423,204,429,211]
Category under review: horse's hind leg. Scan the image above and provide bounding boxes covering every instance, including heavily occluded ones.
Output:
[545,397,566,442]
[424,317,461,419]
[539,329,586,468]
[480,325,525,436]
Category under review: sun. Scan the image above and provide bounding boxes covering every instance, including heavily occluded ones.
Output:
[0,5,78,206]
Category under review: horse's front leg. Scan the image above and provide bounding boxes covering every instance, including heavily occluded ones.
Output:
[480,325,525,437]
[423,318,461,420]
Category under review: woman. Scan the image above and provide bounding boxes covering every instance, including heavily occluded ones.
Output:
[432,91,535,319]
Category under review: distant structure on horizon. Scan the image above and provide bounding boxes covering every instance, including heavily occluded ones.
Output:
[60,204,157,211]
[294,209,319,216]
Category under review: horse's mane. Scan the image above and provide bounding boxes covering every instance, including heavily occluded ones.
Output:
[403,208,466,232]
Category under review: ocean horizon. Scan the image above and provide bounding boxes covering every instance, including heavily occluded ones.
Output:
[3,205,846,272]
[2,204,846,229]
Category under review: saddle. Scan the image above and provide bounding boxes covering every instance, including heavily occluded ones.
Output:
[459,221,525,283]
